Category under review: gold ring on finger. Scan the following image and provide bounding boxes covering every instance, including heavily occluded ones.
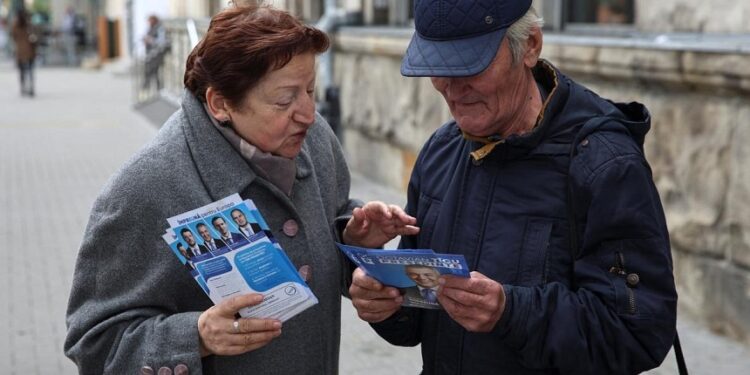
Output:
[232,319,240,334]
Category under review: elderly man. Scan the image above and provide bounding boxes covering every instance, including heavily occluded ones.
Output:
[349,0,677,374]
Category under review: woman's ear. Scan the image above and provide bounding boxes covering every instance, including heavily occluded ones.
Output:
[205,87,231,122]
[523,27,543,69]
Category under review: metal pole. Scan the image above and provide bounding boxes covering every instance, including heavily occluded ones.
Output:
[315,0,343,139]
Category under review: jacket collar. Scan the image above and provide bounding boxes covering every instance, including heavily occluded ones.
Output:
[467,59,566,161]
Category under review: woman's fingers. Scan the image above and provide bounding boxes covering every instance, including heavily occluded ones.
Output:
[216,293,264,317]
[234,318,282,335]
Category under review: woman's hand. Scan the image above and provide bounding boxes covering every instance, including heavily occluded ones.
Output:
[349,267,403,322]
[197,293,282,357]
[342,201,419,248]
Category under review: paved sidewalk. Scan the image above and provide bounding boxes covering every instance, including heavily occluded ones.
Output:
[0,59,748,374]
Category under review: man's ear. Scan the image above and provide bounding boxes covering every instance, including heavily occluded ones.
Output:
[205,87,231,122]
[523,27,543,68]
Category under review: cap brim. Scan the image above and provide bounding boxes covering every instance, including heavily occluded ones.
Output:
[401,28,507,77]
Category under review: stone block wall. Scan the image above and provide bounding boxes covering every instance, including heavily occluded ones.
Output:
[333,28,750,344]
[635,0,750,33]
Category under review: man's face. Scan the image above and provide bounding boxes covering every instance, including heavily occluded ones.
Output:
[213,218,230,236]
[232,210,248,227]
[182,231,196,246]
[430,38,531,138]
[197,225,212,242]
[406,266,440,289]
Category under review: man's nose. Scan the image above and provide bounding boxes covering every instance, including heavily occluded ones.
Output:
[436,77,470,98]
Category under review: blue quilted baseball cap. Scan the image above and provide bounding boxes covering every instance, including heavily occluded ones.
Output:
[401,0,532,77]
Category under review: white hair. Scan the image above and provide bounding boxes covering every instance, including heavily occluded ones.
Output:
[506,7,544,65]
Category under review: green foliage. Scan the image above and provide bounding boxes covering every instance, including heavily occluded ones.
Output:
[31,0,49,16]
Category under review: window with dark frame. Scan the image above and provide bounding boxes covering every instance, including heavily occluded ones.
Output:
[331,0,636,31]
[566,0,635,25]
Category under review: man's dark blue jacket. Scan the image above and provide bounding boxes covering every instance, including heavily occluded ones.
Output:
[371,61,677,374]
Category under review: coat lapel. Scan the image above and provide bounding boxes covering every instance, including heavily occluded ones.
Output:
[180,90,257,201]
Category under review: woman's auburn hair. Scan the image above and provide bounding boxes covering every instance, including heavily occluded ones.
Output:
[184,4,330,108]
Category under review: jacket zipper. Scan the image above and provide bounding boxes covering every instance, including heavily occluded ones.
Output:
[609,251,637,315]
[626,287,637,315]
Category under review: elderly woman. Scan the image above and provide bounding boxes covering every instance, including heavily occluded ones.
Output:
[64,4,417,374]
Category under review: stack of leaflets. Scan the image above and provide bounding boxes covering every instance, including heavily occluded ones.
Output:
[337,244,469,310]
[162,193,317,322]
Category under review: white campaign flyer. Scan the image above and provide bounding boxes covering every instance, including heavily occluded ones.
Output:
[163,194,317,321]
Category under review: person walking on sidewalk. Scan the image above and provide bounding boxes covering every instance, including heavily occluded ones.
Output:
[142,14,168,90]
[10,9,37,97]
[61,6,79,66]
[349,0,677,374]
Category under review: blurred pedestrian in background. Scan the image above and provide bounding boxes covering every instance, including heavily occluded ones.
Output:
[142,14,168,90]
[61,6,78,66]
[10,9,37,97]
[0,18,8,57]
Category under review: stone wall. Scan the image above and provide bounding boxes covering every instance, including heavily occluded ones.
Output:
[333,28,750,344]
[635,0,750,33]
[531,0,750,33]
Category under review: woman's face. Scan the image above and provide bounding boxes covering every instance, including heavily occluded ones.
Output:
[228,52,317,159]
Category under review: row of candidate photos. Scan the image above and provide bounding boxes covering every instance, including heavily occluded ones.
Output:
[174,204,265,266]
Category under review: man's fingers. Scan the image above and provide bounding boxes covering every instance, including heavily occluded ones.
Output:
[439,285,485,307]
[440,274,492,295]
[351,283,401,301]
[352,268,384,290]
[351,294,403,313]
[358,310,398,323]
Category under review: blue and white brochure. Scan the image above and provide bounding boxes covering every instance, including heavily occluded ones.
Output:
[164,194,317,321]
[337,244,469,310]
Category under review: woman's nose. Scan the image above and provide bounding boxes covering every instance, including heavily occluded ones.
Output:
[293,93,316,125]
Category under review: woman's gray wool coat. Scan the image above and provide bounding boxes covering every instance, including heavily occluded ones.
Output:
[65,90,358,374]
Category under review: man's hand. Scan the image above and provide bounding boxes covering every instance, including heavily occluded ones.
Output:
[342,201,419,248]
[349,268,403,322]
[437,271,506,332]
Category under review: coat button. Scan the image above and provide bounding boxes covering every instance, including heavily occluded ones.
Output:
[140,366,155,375]
[626,273,640,287]
[297,264,312,281]
[283,219,299,237]
[174,364,189,375]
[158,367,173,375]
[581,138,589,147]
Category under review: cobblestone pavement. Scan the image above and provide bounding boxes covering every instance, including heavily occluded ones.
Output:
[1,59,748,374]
